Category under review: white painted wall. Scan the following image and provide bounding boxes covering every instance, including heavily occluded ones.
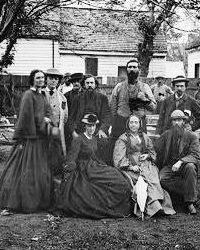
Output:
[187,50,200,78]
[5,38,167,79]
[7,38,60,75]
[165,61,185,78]
[60,52,166,80]
[148,57,166,78]
[59,54,85,74]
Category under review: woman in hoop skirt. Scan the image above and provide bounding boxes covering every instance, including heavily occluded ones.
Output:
[57,114,132,219]
[0,69,53,213]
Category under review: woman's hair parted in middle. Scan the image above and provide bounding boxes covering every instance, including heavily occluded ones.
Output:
[29,69,45,86]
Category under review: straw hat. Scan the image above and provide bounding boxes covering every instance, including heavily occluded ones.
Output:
[46,68,63,77]
[172,75,189,86]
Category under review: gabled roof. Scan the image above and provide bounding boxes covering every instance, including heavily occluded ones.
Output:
[22,7,167,54]
[60,8,167,53]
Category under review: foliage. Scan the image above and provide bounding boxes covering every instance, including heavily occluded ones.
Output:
[88,0,200,76]
[0,0,71,69]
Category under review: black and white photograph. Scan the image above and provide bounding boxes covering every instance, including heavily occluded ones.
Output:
[0,0,200,249]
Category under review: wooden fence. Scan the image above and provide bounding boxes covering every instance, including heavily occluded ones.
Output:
[0,74,199,116]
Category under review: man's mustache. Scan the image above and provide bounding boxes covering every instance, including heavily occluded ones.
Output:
[86,87,94,90]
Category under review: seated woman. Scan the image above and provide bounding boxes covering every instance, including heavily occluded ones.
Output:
[57,114,132,219]
[113,114,176,218]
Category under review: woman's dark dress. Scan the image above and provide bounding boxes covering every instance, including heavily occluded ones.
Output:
[57,134,132,218]
[0,89,52,212]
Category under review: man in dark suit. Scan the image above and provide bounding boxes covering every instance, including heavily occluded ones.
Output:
[156,110,200,214]
[156,75,200,135]
[68,74,111,139]
[63,72,83,151]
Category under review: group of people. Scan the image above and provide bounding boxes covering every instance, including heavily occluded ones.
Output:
[0,57,199,219]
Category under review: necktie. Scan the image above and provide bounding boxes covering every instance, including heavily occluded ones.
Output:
[49,90,54,96]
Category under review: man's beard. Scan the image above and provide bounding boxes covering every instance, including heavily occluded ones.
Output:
[72,88,80,94]
[128,71,139,84]
[168,124,184,163]
[170,124,184,151]
[85,88,96,99]
[171,124,184,137]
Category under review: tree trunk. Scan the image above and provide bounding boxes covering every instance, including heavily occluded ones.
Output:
[138,34,154,77]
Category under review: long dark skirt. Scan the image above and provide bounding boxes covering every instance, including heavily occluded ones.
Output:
[0,138,52,213]
[57,159,132,219]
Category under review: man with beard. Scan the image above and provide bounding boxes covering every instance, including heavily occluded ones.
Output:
[156,75,200,135]
[110,58,156,142]
[68,74,111,139]
[156,110,200,214]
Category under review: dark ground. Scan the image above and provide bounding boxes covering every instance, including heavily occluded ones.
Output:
[0,145,200,250]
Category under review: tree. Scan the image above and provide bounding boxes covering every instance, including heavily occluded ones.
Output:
[0,0,71,70]
[87,0,200,76]
[1,0,200,76]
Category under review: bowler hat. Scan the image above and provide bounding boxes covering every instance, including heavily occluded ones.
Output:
[172,75,189,86]
[46,68,63,77]
[171,110,187,120]
[81,114,99,125]
[68,73,83,83]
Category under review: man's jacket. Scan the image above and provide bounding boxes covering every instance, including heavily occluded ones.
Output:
[156,93,200,134]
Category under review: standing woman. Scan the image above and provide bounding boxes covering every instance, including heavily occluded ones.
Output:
[0,69,53,213]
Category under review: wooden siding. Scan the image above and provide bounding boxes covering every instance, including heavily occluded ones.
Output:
[5,38,166,78]
[7,39,60,75]
[187,50,200,78]
[60,53,166,81]
[148,57,166,77]
[59,54,85,74]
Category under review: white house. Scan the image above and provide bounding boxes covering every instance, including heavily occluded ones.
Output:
[5,7,168,83]
[7,38,60,75]
[186,42,200,78]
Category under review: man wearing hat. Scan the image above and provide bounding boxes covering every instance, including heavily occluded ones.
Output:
[64,73,83,114]
[63,72,83,152]
[44,68,68,175]
[156,110,200,214]
[151,75,173,113]
[156,75,200,134]
[58,72,72,95]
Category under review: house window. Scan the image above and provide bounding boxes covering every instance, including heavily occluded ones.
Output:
[195,63,200,78]
[85,58,98,76]
[118,66,127,77]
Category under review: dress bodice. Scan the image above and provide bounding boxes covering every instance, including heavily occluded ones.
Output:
[77,135,98,160]
[66,134,101,171]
